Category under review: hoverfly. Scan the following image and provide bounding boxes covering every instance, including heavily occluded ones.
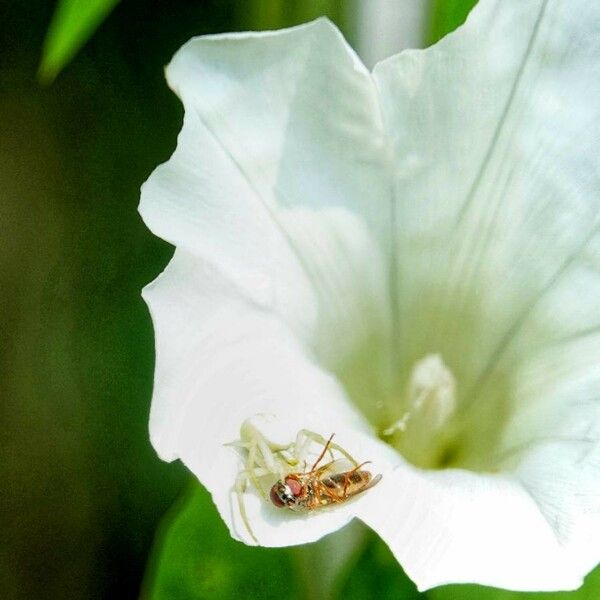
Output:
[269,433,382,512]
[228,419,381,543]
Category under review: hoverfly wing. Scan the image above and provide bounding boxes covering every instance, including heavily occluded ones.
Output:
[345,472,382,499]
[318,469,382,504]
[311,457,354,476]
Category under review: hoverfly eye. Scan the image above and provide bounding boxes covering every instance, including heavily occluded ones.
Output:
[284,477,302,497]
[269,484,285,507]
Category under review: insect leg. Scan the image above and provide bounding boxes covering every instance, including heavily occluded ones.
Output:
[317,474,349,505]
[310,433,335,472]
[312,460,338,477]
[299,429,360,467]
[341,461,372,496]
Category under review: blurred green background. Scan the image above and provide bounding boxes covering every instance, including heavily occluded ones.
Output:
[2,0,599,598]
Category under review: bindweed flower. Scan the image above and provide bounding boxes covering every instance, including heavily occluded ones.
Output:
[140,0,600,592]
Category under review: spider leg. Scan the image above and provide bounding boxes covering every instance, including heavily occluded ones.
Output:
[291,429,311,468]
[241,420,296,476]
[257,434,278,472]
[246,438,268,498]
[298,429,360,467]
[235,472,258,544]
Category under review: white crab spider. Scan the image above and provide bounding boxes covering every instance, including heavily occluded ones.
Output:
[226,418,359,544]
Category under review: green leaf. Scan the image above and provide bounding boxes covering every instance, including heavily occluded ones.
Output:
[143,483,422,600]
[143,483,299,600]
[427,0,479,45]
[39,0,119,83]
[332,532,421,600]
[236,0,349,37]
[427,565,600,600]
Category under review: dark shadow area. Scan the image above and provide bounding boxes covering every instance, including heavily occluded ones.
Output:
[0,2,350,598]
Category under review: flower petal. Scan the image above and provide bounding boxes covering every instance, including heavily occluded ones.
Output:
[162,18,388,233]
[505,311,600,582]
[373,0,600,396]
[140,17,396,550]
[358,466,586,592]
[143,249,386,545]
[371,0,600,589]
[139,17,392,377]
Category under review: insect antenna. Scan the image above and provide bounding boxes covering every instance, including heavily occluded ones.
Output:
[310,433,335,472]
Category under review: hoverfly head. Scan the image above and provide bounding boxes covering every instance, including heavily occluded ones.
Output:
[270,477,302,508]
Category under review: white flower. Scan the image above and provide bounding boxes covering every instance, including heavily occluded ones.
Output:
[140,0,600,592]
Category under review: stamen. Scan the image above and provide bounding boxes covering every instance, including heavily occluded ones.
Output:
[382,412,410,436]
[382,354,456,455]
[407,353,456,430]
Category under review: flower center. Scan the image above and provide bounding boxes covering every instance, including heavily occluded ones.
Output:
[375,351,513,470]
[382,353,456,455]
[379,354,474,469]
[330,290,517,472]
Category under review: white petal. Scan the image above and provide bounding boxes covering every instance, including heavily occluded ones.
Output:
[140,18,395,550]
[371,0,600,589]
[139,24,395,533]
[359,466,586,592]
[373,0,600,393]
[140,17,392,375]
[143,249,380,545]
[162,18,387,238]
[504,311,600,581]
